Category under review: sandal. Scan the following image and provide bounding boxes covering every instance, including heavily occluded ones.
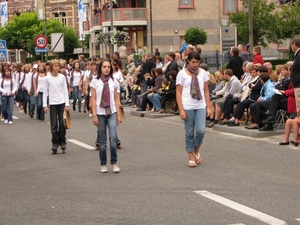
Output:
[188,160,197,167]
[193,152,202,164]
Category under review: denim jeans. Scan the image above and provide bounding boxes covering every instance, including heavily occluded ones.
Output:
[97,113,118,166]
[73,86,81,111]
[37,92,45,120]
[49,103,66,145]
[0,96,2,116]
[184,108,206,152]
[1,96,14,122]
[147,93,163,110]
[29,94,37,116]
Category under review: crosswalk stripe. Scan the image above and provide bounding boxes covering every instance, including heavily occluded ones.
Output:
[195,190,287,225]
[67,139,94,150]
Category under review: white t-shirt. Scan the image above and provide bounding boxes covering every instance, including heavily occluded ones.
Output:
[0,78,17,95]
[90,77,119,115]
[36,75,46,93]
[72,71,82,86]
[176,68,209,110]
[113,70,124,83]
[43,73,69,107]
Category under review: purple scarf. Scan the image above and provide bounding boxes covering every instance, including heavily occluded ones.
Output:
[186,65,202,100]
[100,75,112,115]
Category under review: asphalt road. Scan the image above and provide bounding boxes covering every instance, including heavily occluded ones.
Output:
[0,105,299,225]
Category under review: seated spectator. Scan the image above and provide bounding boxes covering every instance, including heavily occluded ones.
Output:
[241,61,252,84]
[129,67,142,107]
[210,70,226,100]
[147,68,167,112]
[261,63,296,130]
[162,55,170,73]
[156,56,163,69]
[159,71,177,113]
[225,66,261,126]
[245,72,275,129]
[276,64,284,82]
[264,62,278,82]
[278,95,300,146]
[206,69,242,128]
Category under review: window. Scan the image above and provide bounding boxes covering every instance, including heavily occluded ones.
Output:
[51,12,66,25]
[179,0,194,9]
[223,0,238,14]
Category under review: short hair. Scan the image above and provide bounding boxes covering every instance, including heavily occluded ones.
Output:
[155,68,163,75]
[231,47,239,56]
[260,72,270,83]
[200,63,209,72]
[263,62,272,70]
[49,59,59,72]
[168,70,178,80]
[243,61,249,67]
[195,47,202,55]
[187,51,200,61]
[224,69,233,76]
[275,64,283,75]
[291,37,300,48]
[257,66,268,73]
[282,63,290,71]
[250,66,258,72]
[246,62,254,70]
[168,52,175,60]
[253,46,261,54]
[156,56,162,62]
[162,80,170,86]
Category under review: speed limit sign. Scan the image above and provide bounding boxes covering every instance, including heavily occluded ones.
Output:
[34,35,48,49]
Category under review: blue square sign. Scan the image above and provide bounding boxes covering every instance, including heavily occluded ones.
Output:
[0,49,7,60]
[0,40,6,49]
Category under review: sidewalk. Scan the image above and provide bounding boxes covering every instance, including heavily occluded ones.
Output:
[125,105,285,139]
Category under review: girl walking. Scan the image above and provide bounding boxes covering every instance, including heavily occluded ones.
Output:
[90,59,122,173]
[176,51,211,167]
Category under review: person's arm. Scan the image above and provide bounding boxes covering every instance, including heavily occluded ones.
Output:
[43,77,49,114]
[91,87,98,126]
[33,76,38,97]
[176,84,186,120]
[63,76,69,109]
[204,80,211,117]
[114,87,121,125]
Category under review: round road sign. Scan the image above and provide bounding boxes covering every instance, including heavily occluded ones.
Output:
[34,35,48,48]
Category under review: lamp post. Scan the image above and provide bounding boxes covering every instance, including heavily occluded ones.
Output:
[248,0,253,50]
[110,0,113,56]
[150,0,153,54]
[44,0,48,61]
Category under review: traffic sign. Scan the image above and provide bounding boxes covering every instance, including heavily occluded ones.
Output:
[35,48,48,53]
[0,40,6,49]
[34,35,48,48]
[0,49,7,60]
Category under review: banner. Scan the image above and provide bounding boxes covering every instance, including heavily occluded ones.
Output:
[78,0,86,40]
[0,2,8,27]
[36,0,45,20]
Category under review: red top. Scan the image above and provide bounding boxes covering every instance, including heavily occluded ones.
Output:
[253,54,264,65]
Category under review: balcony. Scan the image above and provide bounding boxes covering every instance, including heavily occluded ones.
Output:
[91,14,103,31]
[102,8,147,26]
[82,21,90,35]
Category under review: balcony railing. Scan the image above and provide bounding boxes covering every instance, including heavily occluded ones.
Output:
[91,14,102,27]
[82,21,90,31]
[102,8,147,22]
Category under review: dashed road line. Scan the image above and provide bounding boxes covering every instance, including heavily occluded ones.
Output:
[195,190,287,225]
[67,139,94,150]
[12,116,19,119]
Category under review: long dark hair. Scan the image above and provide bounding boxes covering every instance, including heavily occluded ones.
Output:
[96,59,113,80]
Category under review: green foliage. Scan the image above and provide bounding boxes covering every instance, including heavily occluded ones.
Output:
[183,27,207,46]
[0,11,80,57]
[81,34,90,49]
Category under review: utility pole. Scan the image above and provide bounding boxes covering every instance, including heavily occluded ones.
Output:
[44,0,48,61]
[150,0,153,54]
[248,0,254,50]
[110,0,113,57]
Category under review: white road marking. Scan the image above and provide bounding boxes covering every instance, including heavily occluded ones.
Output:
[195,190,287,225]
[296,218,300,222]
[12,116,19,119]
[228,224,246,225]
[67,139,94,150]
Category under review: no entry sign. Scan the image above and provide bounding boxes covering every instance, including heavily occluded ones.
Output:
[34,35,48,49]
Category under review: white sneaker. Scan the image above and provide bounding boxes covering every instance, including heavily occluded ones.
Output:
[112,164,120,173]
[4,119,8,124]
[16,102,19,107]
[1,118,4,122]
[100,166,108,173]
[82,100,85,103]
[89,114,92,117]
[8,121,13,125]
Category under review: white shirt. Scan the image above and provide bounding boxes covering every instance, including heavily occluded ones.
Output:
[43,73,69,107]
[0,78,17,95]
[176,68,209,110]
[34,74,46,93]
[25,72,33,92]
[113,70,124,83]
[90,77,119,115]
[72,71,82,86]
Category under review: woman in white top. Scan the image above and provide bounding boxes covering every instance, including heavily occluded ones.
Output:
[91,59,121,173]
[34,63,47,121]
[70,60,83,112]
[176,51,211,167]
[0,67,17,124]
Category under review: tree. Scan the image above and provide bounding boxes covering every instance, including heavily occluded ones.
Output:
[0,11,80,56]
[183,27,207,46]
[227,0,279,47]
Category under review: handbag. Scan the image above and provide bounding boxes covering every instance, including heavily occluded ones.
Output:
[63,110,71,129]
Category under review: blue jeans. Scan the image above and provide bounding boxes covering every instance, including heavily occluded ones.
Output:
[184,108,206,152]
[73,86,81,111]
[37,92,45,120]
[1,96,14,122]
[0,96,2,116]
[29,94,37,116]
[97,113,118,166]
[147,93,163,110]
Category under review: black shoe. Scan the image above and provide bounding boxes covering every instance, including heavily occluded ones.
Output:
[228,123,240,127]
[224,120,235,125]
[290,141,298,146]
[259,124,273,131]
[136,108,145,111]
[79,110,82,113]
[279,141,289,145]
[73,104,76,111]
[262,115,276,124]
[30,115,33,118]
[245,125,259,129]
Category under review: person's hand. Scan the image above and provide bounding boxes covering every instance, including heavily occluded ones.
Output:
[64,106,69,111]
[93,115,98,126]
[206,107,212,117]
[44,107,48,114]
[179,109,186,120]
[34,92,38,97]
[257,97,261,102]
[117,115,121,125]
[10,92,14,96]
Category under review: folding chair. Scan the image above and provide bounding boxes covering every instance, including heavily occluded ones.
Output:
[275,110,287,129]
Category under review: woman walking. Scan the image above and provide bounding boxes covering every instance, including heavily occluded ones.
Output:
[90,59,122,173]
[176,51,211,167]
[34,63,47,121]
